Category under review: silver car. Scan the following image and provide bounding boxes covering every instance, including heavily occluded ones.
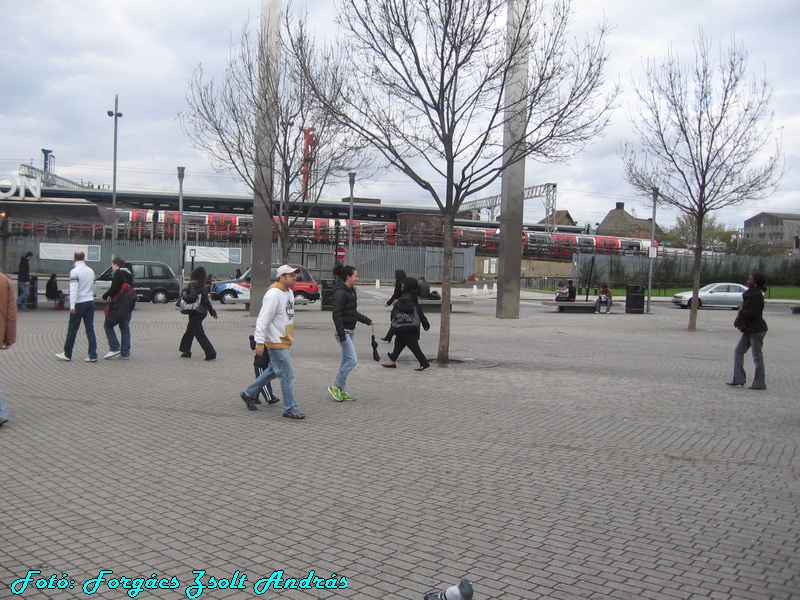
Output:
[672,282,748,309]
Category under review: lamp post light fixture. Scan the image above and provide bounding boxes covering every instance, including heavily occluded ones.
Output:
[107,94,122,256]
[177,166,185,289]
[347,172,356,260]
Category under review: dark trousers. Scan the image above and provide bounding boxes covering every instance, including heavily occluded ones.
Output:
[179,313,216,358]
[389,333,430,368]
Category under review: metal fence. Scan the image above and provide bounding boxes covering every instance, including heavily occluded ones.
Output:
[2,237,475,283]
[570,251,800,288]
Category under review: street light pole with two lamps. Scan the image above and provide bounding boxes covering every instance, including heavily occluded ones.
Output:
[107,94,122,256]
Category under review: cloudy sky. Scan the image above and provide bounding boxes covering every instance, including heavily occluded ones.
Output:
[1,0,797,231]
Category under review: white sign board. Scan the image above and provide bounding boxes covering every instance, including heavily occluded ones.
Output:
[184,246,242,264]
[39,243,101,262]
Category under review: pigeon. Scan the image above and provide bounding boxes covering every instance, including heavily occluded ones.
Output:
[370,325,380,361]
[424,576,474,600]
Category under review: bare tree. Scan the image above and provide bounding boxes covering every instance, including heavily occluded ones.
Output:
[180,11,371,263]
[623,32,782,331]
[293,0,617,361]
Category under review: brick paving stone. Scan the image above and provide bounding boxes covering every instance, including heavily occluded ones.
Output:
[1,293,798,599]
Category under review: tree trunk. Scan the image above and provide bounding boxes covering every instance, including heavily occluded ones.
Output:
[687,215,705,332]
[436,212,455,363]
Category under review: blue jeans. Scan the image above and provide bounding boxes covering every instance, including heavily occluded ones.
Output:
[17,282,29,308]
[0,389,9,421]
[334,332,358,390]
[244,348,297,413]
[63,301,97,359]
[733,331,767,388]
[595,297,612,313]
[104,312,132,357]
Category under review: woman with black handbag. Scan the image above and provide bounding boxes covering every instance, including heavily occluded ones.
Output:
[381,277,431,371]
[178,267,218,360]
[727,272,768,390]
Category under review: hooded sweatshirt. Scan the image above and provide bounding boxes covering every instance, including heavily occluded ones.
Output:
[253,281,295,349]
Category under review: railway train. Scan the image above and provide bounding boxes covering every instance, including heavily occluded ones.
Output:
[9,208,658,258]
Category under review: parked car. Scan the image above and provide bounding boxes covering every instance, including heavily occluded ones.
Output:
[94,260,180,304]
[672,282,748,309]
[209,264,320,305]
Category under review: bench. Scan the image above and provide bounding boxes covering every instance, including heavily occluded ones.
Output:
[791,305,800,314]
[418,298,474,312]
[542,300,598,313]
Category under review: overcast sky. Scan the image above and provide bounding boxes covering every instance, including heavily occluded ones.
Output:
[1,0,797,231]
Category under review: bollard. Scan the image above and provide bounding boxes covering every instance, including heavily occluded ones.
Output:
[472,284,478,294]
[375,279,380,288]
[483,284,489,294]
[492,282,497,293]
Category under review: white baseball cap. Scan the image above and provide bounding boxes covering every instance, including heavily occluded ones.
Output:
[276,264,301,277]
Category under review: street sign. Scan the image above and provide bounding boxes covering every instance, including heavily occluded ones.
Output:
[334,246,346,261]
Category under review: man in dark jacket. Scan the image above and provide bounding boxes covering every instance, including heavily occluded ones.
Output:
[16,251,33,310]
[101,257,135,359]
[382,277,431,371]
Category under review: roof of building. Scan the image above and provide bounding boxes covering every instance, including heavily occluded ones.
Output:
[537,210,577,226]
[597,202,663,238]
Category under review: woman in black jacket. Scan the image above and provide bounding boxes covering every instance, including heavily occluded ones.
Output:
[178,267,218,360]
[728,273,768,390]
[381,268,407,342]
[382,277,431,371]
[328,265,373,402]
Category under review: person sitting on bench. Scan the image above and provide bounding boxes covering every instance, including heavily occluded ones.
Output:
[555,280,570,302]
[595,283,612,314]
[45,273,67,309]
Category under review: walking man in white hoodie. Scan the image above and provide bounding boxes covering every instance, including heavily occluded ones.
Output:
[56,251,98,362]
[240,265,305,420]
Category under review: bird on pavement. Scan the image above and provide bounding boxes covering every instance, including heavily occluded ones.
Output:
[424,576,473,600]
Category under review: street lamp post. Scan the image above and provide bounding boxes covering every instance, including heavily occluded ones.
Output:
[347,172,356,260]
[107,94,122,256]
[177,167,185,289]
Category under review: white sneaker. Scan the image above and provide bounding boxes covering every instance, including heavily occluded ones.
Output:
[104,350,121,359]
[85,357,97,362]
[55,352,71,361]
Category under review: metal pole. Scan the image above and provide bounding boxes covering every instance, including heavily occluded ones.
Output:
[177,167,185,290]
[107,94,122,257]
[646,186,658,313]
[348,172,356,261]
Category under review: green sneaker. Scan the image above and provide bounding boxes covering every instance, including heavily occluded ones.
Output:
[339,390,357,401]
[327,385,345,402]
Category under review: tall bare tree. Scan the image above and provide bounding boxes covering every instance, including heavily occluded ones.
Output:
[181,11,371,263]
[622,32,783,331]
[293,0,617,361]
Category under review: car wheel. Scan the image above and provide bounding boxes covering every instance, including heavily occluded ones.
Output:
[220,290,236,304]
[294,292,309,305]
[151,290,169,304]
[696,298,702,308]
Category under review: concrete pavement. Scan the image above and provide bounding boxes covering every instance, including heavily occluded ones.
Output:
[1,289,798,599]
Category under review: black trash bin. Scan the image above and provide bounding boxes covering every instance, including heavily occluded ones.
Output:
[625,284,645,314]
[26,275,38,309]
[321,279,335,311]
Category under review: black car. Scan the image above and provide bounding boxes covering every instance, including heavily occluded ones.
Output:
[94,260,180,304]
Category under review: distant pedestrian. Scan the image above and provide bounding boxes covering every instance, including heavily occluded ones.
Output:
[381,268,406,342]
[328,264,373,402]
[1,267,18,427]
[55,251,98,362]
[178,267,218,360]
[382,277,431,371]
[16,251,33,310]
[595,283,612,313]
[239,264,305,420]
[728,273,768,390]
[45,273,67,309]
[102,257,135,360]
[418,276,431,299]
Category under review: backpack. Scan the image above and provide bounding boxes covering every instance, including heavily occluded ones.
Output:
[105,282,137,326]
[391,297,420,332]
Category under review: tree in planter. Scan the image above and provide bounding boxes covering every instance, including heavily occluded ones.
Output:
[622,31,783,331]
[293,0,617,361]
[181,12,371,263]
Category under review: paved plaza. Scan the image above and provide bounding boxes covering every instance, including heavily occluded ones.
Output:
[1,288,798,599]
